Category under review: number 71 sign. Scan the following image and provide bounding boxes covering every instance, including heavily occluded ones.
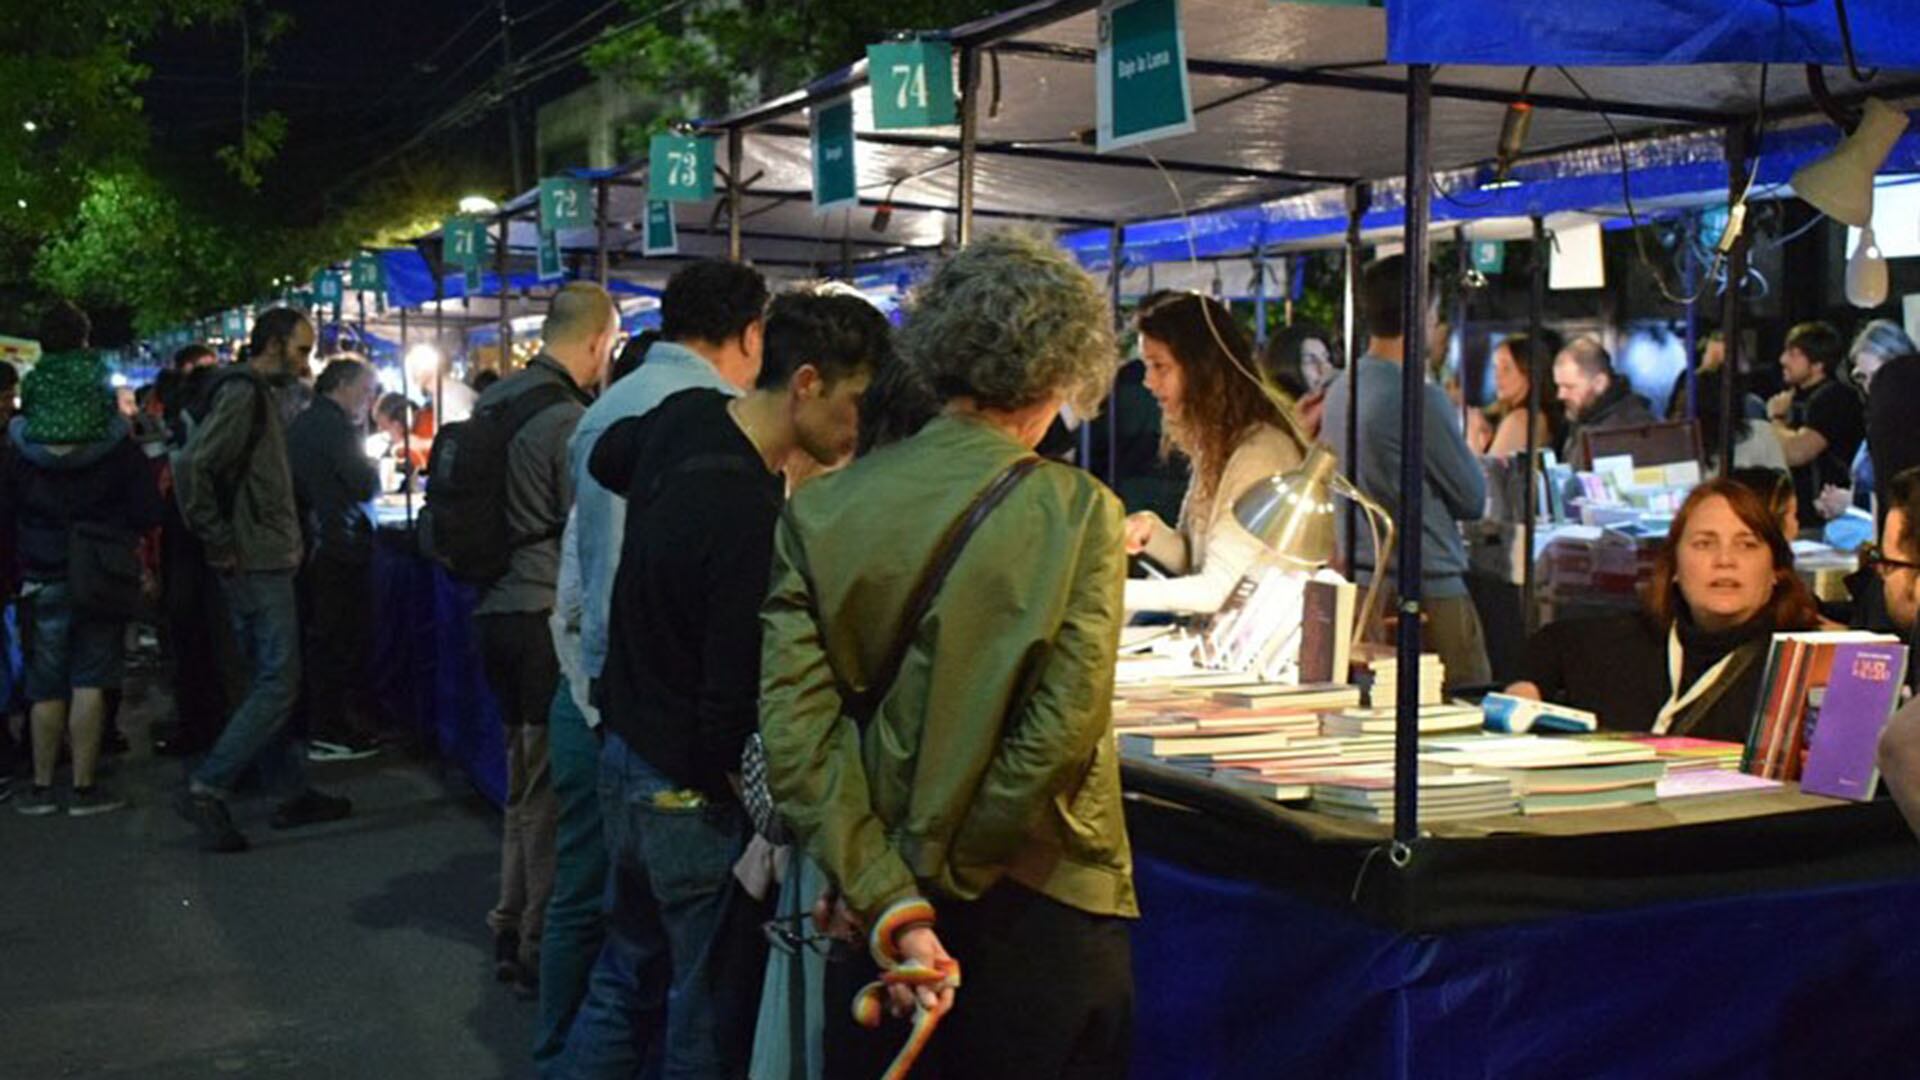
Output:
[867,40,956,129]
[648,134,715,202]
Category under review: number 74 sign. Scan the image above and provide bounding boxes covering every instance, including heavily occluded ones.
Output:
[867,40,956,129]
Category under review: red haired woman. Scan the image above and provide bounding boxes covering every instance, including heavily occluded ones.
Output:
[1508,478,1821,740]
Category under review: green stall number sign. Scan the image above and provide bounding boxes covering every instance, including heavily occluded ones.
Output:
[648,135,715,203]
[811,96,859,213]
[540,176,592,231]
[537,230,564,283]
[1472,241,1506,275]
[314,271,344,306]
[867,40,956,129]
[1096,0,1195,152]
[349,253,386,292]
[443,215,490,275]
[643,199,679,256]
[222,310,247,340]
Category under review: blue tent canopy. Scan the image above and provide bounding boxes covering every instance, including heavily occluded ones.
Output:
[1389,0,1920,68]
[1059,109,1920,269]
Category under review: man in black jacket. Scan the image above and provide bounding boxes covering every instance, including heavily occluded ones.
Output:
[1873,468,1920,838]
[288,357,382,760]
[562,291,890,1076]
[1554,336,1656,464]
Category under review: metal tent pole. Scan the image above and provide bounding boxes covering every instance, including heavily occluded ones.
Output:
[1523,213,1546,634]
[1108,221,1126,487]
[596,179,610,287]
[957,46,981,248]
[497,217,512,374]
[1454,225,1470,432]
[1341,182,1371,578]
[1720,123,1750,471]
[727,127,745,262]
[1394,64,1435,850]
[1253,228,1270,349]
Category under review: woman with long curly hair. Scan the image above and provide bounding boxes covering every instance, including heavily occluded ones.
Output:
[1123,291,1307,615]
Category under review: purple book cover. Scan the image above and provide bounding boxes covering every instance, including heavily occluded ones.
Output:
[1801,643,1908,801]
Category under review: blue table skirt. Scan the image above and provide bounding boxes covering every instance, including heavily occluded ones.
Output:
[370,537,506,805]
[1129,842,1920,1079]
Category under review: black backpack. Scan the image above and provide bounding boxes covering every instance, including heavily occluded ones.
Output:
[419,379,584,584]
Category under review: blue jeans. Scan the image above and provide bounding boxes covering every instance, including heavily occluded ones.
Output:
[534,686,610,1076]
[558,732,755,1080]
[192,570,306,799]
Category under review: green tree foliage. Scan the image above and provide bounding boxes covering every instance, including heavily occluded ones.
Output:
[586,0,1009,127]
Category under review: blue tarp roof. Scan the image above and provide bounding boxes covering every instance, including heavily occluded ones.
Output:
[373,247,660,310]
[1059,110,1920,269]
[1389,0,1920,68]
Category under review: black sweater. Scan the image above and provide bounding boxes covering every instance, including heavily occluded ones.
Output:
[1518,610,1776,743]
[590,389,783,798]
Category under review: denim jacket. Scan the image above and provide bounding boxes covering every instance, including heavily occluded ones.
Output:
[566,341,741,679]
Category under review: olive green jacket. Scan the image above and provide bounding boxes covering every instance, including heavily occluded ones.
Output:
[759,414,1138,923]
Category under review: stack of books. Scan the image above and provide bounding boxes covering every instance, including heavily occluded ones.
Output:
[1321,703,1482,738]
[1593,734,1743,774]
[1308,767,1517,823]
[1350,644,1445,707]
[1420,736,1665,814]
[1744,631,1907,785]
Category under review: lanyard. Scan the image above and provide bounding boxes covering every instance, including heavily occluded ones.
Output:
[1653,626,1736,735]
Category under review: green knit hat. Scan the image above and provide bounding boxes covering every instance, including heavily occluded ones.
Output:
[21,350,114,444]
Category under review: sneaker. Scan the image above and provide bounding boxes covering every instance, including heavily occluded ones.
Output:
[308,737,381,763]
[68,785,128,817]
[13,784,58,817]
[173,790,249,853]
[270,788,352,830]
[493,930,521,983]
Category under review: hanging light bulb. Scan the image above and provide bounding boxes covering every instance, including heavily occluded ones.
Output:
[1845,226,1889,308]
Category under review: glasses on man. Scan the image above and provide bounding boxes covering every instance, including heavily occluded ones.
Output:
[1859,542,1920,578]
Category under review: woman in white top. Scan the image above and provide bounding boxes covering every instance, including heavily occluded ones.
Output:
[1123,291,1307,615]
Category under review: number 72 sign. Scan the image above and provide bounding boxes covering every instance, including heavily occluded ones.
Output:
[648,134,715,202]
[867,40,956,129]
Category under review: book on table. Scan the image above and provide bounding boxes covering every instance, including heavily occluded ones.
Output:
[1320,704,1483,737]
[1800,641,1910,801]
[1744,631,1904,782]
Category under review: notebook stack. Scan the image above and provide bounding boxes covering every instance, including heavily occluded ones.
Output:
[1308,767,1517,824]
[1320,704,1482,738]
[1350,644,1445,707]
[1421,735,1664,814]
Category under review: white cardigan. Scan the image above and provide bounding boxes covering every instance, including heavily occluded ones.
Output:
[1125,423,1306,615]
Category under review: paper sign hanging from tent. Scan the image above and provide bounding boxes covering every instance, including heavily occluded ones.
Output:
[314,271,344,306]
[643,199,679,256]
[811,95,859,213]
[1549,221,1606,291]
[540,176,592,231]
[1471,241,1506,274]
[1096,0,1195,153]
[649,135,715,202]
[867,40,956,129]
[537,230,565,282]
[349,253,386,292]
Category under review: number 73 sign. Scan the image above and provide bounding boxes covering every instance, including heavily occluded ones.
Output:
[648,134,716,202]
[867,40,957,129]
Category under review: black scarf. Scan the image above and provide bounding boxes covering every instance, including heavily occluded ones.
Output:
[1674,610,1774,697]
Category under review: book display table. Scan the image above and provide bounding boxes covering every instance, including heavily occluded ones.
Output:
[1122,762,1920,1078]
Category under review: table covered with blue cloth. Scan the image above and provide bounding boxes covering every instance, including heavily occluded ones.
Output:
[369,529,506,805]
[1122,762,1920,1078]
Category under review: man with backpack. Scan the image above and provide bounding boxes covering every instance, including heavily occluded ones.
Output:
[426,282,614,994]
[172,308,351,853]
[560,291,890,1077]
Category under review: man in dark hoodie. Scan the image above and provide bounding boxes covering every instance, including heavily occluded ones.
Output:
[1554,336,1656,464]
[5,305,164,816]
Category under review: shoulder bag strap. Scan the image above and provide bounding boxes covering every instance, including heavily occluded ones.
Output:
[844,455,1044,727]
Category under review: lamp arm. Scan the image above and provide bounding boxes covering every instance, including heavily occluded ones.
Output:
[1330,473,1397,642]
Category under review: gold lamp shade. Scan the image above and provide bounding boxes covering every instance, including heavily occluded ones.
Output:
[1791,97,1909,229]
